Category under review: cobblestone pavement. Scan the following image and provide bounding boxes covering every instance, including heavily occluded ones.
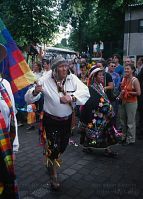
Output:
[16,125,143,199]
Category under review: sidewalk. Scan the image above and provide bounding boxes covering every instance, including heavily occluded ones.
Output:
[16,126,143,199]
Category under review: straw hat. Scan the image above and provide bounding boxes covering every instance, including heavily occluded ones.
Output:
[89,65,103,78]
[0,44,7,63]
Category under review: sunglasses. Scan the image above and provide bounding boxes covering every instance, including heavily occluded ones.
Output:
[110,65,116,67]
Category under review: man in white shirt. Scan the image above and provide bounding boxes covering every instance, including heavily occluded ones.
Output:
[25,56,90,190]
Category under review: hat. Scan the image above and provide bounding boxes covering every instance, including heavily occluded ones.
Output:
[51,56,67,70]
[0,44,7,63]
[89,65,103,78]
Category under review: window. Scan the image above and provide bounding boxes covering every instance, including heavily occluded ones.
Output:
[139,19,143,32]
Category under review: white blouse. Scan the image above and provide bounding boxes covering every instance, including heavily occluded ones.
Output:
[25,71,90,117]
[42,69,52,77]
[33,71,43,80]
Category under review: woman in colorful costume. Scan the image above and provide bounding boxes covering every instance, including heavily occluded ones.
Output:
[25,56,90,190]
[0,44,19,198]
[80,66,120,157]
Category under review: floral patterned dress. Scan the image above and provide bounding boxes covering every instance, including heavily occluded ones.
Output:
[80,83,120,148]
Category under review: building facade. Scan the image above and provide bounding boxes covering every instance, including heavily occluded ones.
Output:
[124,3,143,63]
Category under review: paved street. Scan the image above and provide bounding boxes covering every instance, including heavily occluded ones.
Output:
[16,125,143,199]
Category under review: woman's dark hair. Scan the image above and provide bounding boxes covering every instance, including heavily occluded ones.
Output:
[138,57,143,63]
[94,70,103,78]
[125,63,136,74]
[106,57,112,65]
[43,59,50,65]
[113,54,121,62]
[108,60,116,66]
[34,62,42,72]
[97,59,106,68]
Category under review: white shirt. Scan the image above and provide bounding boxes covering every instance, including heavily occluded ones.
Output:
[42,69,52,77]
[0,78,19,151]
[33,71,43,80]
[25,71,90,117]
[100,42,104,50]
[93,44,97,52]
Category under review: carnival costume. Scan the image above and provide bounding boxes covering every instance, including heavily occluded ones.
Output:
[0,78,19,198]
[80,67,122,151]
[25,56,90,189]
[0,44,19,198]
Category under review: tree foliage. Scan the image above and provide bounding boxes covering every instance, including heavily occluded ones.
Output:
[0,0,142,55]
[59,0,142,56]
[59,0,97,51]
[0,0,60,45]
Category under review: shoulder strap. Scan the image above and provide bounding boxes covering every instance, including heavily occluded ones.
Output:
[132,77,136,82]
[131,77,137,89]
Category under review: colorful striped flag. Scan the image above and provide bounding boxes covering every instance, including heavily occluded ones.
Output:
[0,19,36,107]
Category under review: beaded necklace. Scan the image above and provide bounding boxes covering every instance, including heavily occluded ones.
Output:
[52,73,73,110]
[91,82,109,103]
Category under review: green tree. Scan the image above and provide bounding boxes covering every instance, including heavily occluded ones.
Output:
[59,0,97,51]
[0,0,60,45]
[59,0,142,56]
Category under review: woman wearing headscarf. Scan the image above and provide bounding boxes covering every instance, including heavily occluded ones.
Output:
[0,44,19,198]
[25,56,90,190]
[80,66,120,157]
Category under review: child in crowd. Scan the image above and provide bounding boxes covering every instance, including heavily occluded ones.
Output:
[27,103,36,131]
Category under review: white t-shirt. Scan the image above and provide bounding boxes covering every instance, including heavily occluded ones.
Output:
[93,44,97,52]
[100,42,104,50]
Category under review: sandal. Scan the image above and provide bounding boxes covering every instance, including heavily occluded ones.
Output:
[50,176,60,191]
[104,149,118,158]
[47,163,60,191]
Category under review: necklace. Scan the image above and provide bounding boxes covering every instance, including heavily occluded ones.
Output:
[91,82,109,102]
[53,74,73,110]
[53,74,66,94]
